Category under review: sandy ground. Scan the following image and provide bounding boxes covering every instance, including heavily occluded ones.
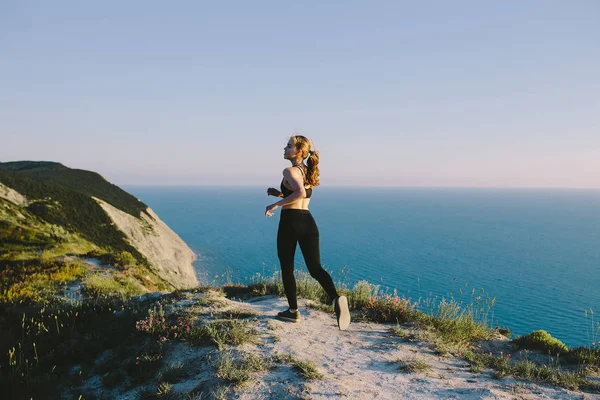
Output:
[87,292,599,400]
[230,296,594,400]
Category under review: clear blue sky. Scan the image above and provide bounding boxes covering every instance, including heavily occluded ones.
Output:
[1,1,598,187]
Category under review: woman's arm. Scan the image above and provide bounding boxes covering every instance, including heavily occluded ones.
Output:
[265,168,306,216]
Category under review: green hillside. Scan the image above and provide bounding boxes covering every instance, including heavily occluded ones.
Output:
[0,161,147,217]
[0,161,147,258]
[0,161,179,304]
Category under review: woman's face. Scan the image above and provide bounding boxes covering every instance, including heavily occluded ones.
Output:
[283,139,300,160]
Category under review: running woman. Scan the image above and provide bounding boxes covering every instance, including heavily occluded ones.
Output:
[265,135,350,330]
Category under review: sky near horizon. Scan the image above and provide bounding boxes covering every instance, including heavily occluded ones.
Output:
[1,1,599,188]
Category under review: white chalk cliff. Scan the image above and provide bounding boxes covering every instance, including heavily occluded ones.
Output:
[93,197,198,289]
[0,182,29,207]
[0,181,198,290]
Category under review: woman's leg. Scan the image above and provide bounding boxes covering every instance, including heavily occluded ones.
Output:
[277,217,298,310]
[297,214,338,303]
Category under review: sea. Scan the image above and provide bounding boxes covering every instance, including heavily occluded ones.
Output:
[125,186,600,348]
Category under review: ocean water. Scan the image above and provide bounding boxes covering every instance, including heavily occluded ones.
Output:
[126,186,600,347]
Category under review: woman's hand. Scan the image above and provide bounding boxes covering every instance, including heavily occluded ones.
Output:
[265,203,279,217]
[267,188,282,197]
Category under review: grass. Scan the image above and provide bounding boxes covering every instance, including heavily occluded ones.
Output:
[338,281,495,347]
[431,339,453,357]
[397,358,433,374]
[414,297,496,346]
[243,272,600,393]
[344,280,382,309]
[0,293,161,399]
[159,363,188,383]
[211,385,229,400]
[1,245,168,307]
[291,359,324,380]
[214,309,258,320]
[1,261,600,397]
[224,270,330,303]
[84,271,150,299]
[203,320,260,349]
[135,381,180,400]
[134,302,260,350]
[390,326,407,338]
[270,352,324,381]
[215,350,269,386]
[38,239,99,260]
[84,274,135,298]
[156,381,174,398]
[0,258,88,303]
[461,350,600,391]
[566,346,600,369]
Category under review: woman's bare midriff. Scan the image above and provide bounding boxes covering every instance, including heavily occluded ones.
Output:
[282,198,311,210]
[281,180,311,210]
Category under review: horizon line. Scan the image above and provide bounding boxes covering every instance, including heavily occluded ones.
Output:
[119,183,600,190]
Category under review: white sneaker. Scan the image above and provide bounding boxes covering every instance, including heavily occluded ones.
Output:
[334,296,350,330]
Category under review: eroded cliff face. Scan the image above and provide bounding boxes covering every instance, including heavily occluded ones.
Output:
[0,180,199,290]
[0,182,29,207]
[93,197,198,290]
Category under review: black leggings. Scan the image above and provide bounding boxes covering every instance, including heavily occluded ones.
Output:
[277,209,338,309]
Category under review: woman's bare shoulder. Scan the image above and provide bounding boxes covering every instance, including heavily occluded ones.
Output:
[282,166,301,175]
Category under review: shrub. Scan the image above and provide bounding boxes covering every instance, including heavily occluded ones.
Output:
[512,330,569,355]
[360,294,415,323]
[345,280,380,309]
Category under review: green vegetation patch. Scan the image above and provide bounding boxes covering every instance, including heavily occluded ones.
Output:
[512,330,569,356]
[270,352,324,381]
[461,350,598,391]
[0,295,158,399]
[397,358,432,374]
[215,350,269,386]
[0,165,149,264]
[290,358,325,381]
[0,259,88,303]
[84,273,147,299]
[566,346,600,369]
[159,363,188,384]
[0,161,147,217]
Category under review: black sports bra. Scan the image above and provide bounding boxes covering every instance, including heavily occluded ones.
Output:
[280,165,313,198]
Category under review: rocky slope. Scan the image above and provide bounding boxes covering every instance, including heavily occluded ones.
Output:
[0,182,29,207]
[0,161,198,290]
[94,197,197,289]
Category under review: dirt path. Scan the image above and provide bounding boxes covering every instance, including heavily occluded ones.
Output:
[85,291,595,399]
